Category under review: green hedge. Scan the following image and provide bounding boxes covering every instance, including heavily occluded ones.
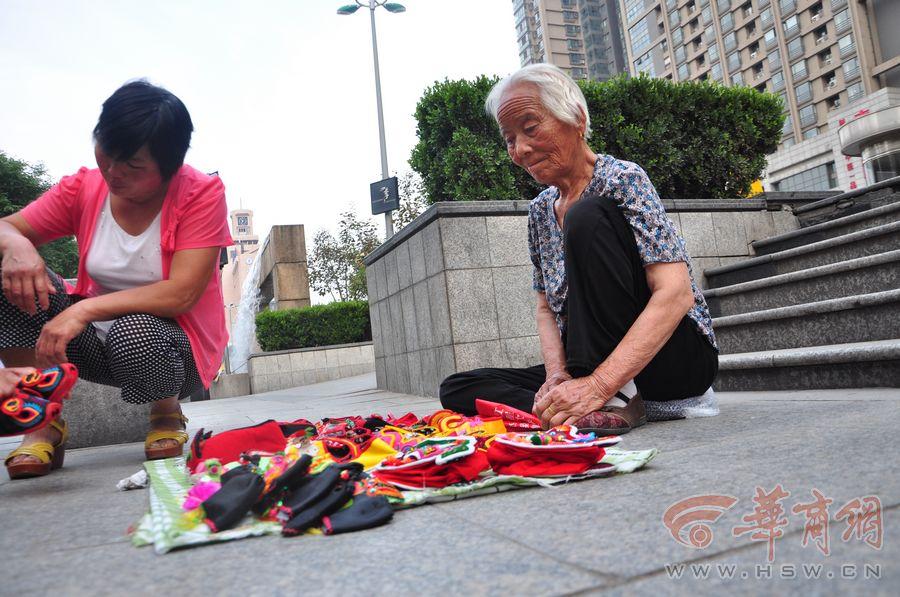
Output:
[255,301,371,352]
[410,74,784,201]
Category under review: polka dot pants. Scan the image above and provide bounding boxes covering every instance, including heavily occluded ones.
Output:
[0,268,201,404]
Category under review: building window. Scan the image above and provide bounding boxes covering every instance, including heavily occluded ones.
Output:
[732,71,745,86]
[625,0,647,23]
[772,70,785,90]
[568,39,583,50]
[720,12,734,32]
[675,45,687,64]
[782,113,793,135]
[838,34,855,58]
[787,36,804,60]
[565,24,581,36]
[865,151,900,184]
[818,50,834,68]
[826,95,842,111]
[768,48,782,70]
[629,17,652,55]
[711,62,723,80]
[814,26,828,46]
[742,2,753,18]
[761,7,773,26]
[570,52,585,65]
[728,52,741,72]
[791,59,808,81]
[847,81,864,102]
[669,10,680,27]
[843,57,860,80]
[783,15,799,37]
[678,62,689,80]
[772,162,837,192]
[571,67,588,79]
[702,5,712,24]
[764,28,777,49]
[672,26,683,46]
[779,0,796,15]
[725,31,738,52]
[824,73,838,91]
[799,104,816,127]
[634,51,656,76]
[834,9,851,33]
[708,42,719,63]
[795,81,812,104]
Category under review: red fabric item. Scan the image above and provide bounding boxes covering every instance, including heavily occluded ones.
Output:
[475,399,542,431]
[385,412,419,427]
[487,441,604,476]
[372,450,490,490]
[188,420,287,472]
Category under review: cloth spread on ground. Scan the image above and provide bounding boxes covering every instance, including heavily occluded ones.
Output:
[132,404,658,554]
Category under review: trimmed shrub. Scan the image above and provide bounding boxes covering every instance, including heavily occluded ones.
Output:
[410,74,784,200]
[255,301,371,352]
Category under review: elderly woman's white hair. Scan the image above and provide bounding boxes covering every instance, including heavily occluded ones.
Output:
[485,63,591,139]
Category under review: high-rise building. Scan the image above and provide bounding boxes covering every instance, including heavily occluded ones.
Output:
[513,0,627,81]
[222,208,261,336]
[614,0,900,192]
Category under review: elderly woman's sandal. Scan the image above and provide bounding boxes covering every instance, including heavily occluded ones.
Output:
[575,393,647,436]
[145,413,189,460]
[4,419,68,479]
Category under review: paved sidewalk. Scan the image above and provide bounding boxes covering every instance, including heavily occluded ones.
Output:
[1,376,897,596]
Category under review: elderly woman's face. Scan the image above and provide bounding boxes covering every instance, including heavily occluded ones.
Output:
[94,144,166,204]
[497,83,583,186]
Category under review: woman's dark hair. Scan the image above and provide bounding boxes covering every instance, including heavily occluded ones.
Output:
[93,80,193,179]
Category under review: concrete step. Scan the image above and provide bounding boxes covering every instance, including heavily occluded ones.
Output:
[714,339,900,391]
[705,249,900,317]
[751,200,900,255]
[714,289,900,354]
[705,221,900,288]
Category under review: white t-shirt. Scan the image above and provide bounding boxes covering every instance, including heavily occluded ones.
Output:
[84,196,163,340]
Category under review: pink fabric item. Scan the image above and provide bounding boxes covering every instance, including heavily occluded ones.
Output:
[20,165,233,387]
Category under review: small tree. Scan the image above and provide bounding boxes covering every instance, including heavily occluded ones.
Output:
[409,75,783,201]
[0,151,79,277]
[308,210,380,302]
[393,171,429,230]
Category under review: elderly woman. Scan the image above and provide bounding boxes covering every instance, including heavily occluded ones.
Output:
[1,80,232,478]
[440,64,718,433]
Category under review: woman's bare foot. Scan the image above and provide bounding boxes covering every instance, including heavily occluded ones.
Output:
[6,423,63,466]
[148,396,185,451]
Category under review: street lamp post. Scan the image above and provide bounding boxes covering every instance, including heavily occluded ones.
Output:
[337,0,406,239]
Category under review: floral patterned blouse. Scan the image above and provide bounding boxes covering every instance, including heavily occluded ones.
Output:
[527,154,718,350]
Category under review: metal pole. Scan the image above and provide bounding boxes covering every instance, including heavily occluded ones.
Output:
[368,0,394,238]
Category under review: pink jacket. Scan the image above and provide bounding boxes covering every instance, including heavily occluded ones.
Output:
[21,165,234,388]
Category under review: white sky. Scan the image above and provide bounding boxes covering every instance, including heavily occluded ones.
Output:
[0,0,520,244]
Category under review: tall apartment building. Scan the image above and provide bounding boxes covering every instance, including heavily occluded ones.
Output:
[615,0,900,192]
[513,0,627,81]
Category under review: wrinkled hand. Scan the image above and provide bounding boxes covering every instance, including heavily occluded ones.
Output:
[0,367,36,399]
[533,375,611,429]
[34,306,88,368]
[1,237,55,315]
[535,369,572,404]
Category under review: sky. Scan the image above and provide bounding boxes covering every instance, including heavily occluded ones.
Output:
[0,0,520,245]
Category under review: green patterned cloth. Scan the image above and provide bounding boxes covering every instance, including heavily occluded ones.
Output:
[133,447,657,553]
[132,457,281,554]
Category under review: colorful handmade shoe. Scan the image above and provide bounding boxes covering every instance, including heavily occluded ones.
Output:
[0,365,78,437]
[145,412,190,460]
[4,418,68,479]
[574,393,647,436]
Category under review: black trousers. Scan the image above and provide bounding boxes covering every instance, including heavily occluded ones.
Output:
[0,267,201,404]
[440,195,718,416]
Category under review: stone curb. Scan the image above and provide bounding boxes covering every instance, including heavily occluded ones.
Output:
[706,220,900,278]
[751,200,900,253]
[719,338,900,369]
[713,288,900,328]
[704,249,900,298]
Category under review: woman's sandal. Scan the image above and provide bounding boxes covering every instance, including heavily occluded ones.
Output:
[4,418,69,480]
[145,413,189,460]
[575,393,647,436]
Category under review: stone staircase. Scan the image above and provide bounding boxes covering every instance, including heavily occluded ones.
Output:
[706,179,900,391]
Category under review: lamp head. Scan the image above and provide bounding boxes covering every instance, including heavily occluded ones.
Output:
[383,3,406,12]
[337,4,361,15]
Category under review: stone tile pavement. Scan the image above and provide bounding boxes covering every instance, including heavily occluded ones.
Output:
[1,375,898,595]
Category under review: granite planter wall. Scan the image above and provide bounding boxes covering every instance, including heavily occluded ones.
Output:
[365,197,810,397]
[247,341,374,394]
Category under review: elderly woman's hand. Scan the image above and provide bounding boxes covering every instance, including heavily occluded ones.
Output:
[534,369,572,403]
[0,367,35,399]
[533,375,612,429]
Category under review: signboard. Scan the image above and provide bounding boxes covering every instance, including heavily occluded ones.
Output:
[370,176,400,215]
